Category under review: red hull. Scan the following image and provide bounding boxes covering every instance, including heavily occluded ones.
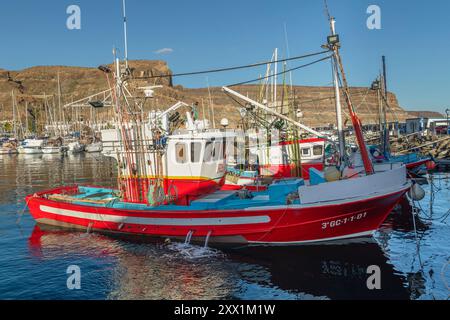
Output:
[26,185,408,245]
[405,159,430,170]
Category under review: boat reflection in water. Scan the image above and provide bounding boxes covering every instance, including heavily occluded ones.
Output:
[28,225,414,300]
[28,225,236,300]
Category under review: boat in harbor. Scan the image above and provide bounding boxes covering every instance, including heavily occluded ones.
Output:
[85,141,103,153]
[67,141,85,154]
[226,136,325,187]
[26,165,408,245]
[42,146,62,154]
[18,139,44,154]
[41,137,65,154]
[0,139,18,154]
[25,9,412,246]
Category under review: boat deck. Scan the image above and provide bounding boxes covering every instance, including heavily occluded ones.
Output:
[42,179,304,212]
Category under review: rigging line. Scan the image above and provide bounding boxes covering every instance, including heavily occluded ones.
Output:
[133,50,330,79]
[228,55,332,87]
[381,93,399,123]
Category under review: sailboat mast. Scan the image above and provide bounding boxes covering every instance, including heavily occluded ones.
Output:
[122,0,129,70]
[274,48,278,108]
[57,72,63,135]
[25,101,28,136]
[12,91,17,139]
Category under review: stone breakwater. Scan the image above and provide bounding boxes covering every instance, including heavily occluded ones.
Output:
[391,135,450,159]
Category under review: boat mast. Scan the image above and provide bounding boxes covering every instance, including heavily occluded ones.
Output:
[274,48,278,108]
[324,3,374,175]
[25,101,28,136]
[329,18,346,168]
[122,0,129,70]
[381,56,390,156]
[57,71,64,136]
[11,91,17,139]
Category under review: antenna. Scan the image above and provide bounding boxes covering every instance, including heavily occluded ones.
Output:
[283,23,293,91]
[324,0,331,21]
[122,0,129,70]
[324,0,334,34]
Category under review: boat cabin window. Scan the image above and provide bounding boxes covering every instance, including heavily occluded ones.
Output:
[175,143,187,163]
[301,148,310,156]
[313,145,323,156]
[213,141,223,161]
[203,141,213,162]
[190,142,202,163]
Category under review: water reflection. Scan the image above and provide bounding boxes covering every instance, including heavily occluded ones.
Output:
[28,225,413,300]
[226,241,412,300]
[28,225,237,300]
[0,153,448,300]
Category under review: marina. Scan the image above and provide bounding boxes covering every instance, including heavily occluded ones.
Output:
[0,0,449,304]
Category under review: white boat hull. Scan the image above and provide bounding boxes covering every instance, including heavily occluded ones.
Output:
[18,147,43,154]
[42,147,61,154]
[85,143,103,153]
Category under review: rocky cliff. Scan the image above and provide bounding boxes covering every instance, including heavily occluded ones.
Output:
[0,60,410,129]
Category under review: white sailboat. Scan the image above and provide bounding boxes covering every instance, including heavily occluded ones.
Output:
[18,139,44,154]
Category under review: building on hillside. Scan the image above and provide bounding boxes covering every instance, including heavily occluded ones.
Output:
[406,117,449,135]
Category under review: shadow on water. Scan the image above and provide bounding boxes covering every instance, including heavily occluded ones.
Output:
[28,225,412,300]
[224,240,412,300]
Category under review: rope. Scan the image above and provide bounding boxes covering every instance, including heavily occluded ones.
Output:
[228,55,332,87]
[133,50,331,79]
[16,196,32,225]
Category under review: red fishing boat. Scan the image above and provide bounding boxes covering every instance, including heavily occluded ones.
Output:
[26,11,411,246]
[26,165,409,245]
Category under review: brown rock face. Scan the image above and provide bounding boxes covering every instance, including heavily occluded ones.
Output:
[172,85,410,128]
[0,60,409,129]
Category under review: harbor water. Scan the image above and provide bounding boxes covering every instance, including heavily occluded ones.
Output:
[0,153,448,300]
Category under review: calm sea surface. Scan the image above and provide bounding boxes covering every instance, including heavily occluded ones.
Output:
[0,153,448,300]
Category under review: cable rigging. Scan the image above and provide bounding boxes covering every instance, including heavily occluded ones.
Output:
[132,50,330,80]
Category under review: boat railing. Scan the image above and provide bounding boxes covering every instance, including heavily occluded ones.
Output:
[102,139,167,152]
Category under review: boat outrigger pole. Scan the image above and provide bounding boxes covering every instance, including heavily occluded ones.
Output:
[222,86,332,142]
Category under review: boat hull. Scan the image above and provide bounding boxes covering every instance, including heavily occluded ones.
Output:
[18,147,43,154]
[26,185,408,245]
[42,147,61,154]
[0,148,18,155]
[85,143,103,153]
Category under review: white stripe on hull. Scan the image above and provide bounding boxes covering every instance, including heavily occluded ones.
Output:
[39,205,271,226]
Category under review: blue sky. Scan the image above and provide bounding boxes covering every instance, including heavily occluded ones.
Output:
[1,0,449,112]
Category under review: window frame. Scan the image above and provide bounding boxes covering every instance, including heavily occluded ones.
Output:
[313,145,323,156]
[190,142,202,163]
[175,142,187,164]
